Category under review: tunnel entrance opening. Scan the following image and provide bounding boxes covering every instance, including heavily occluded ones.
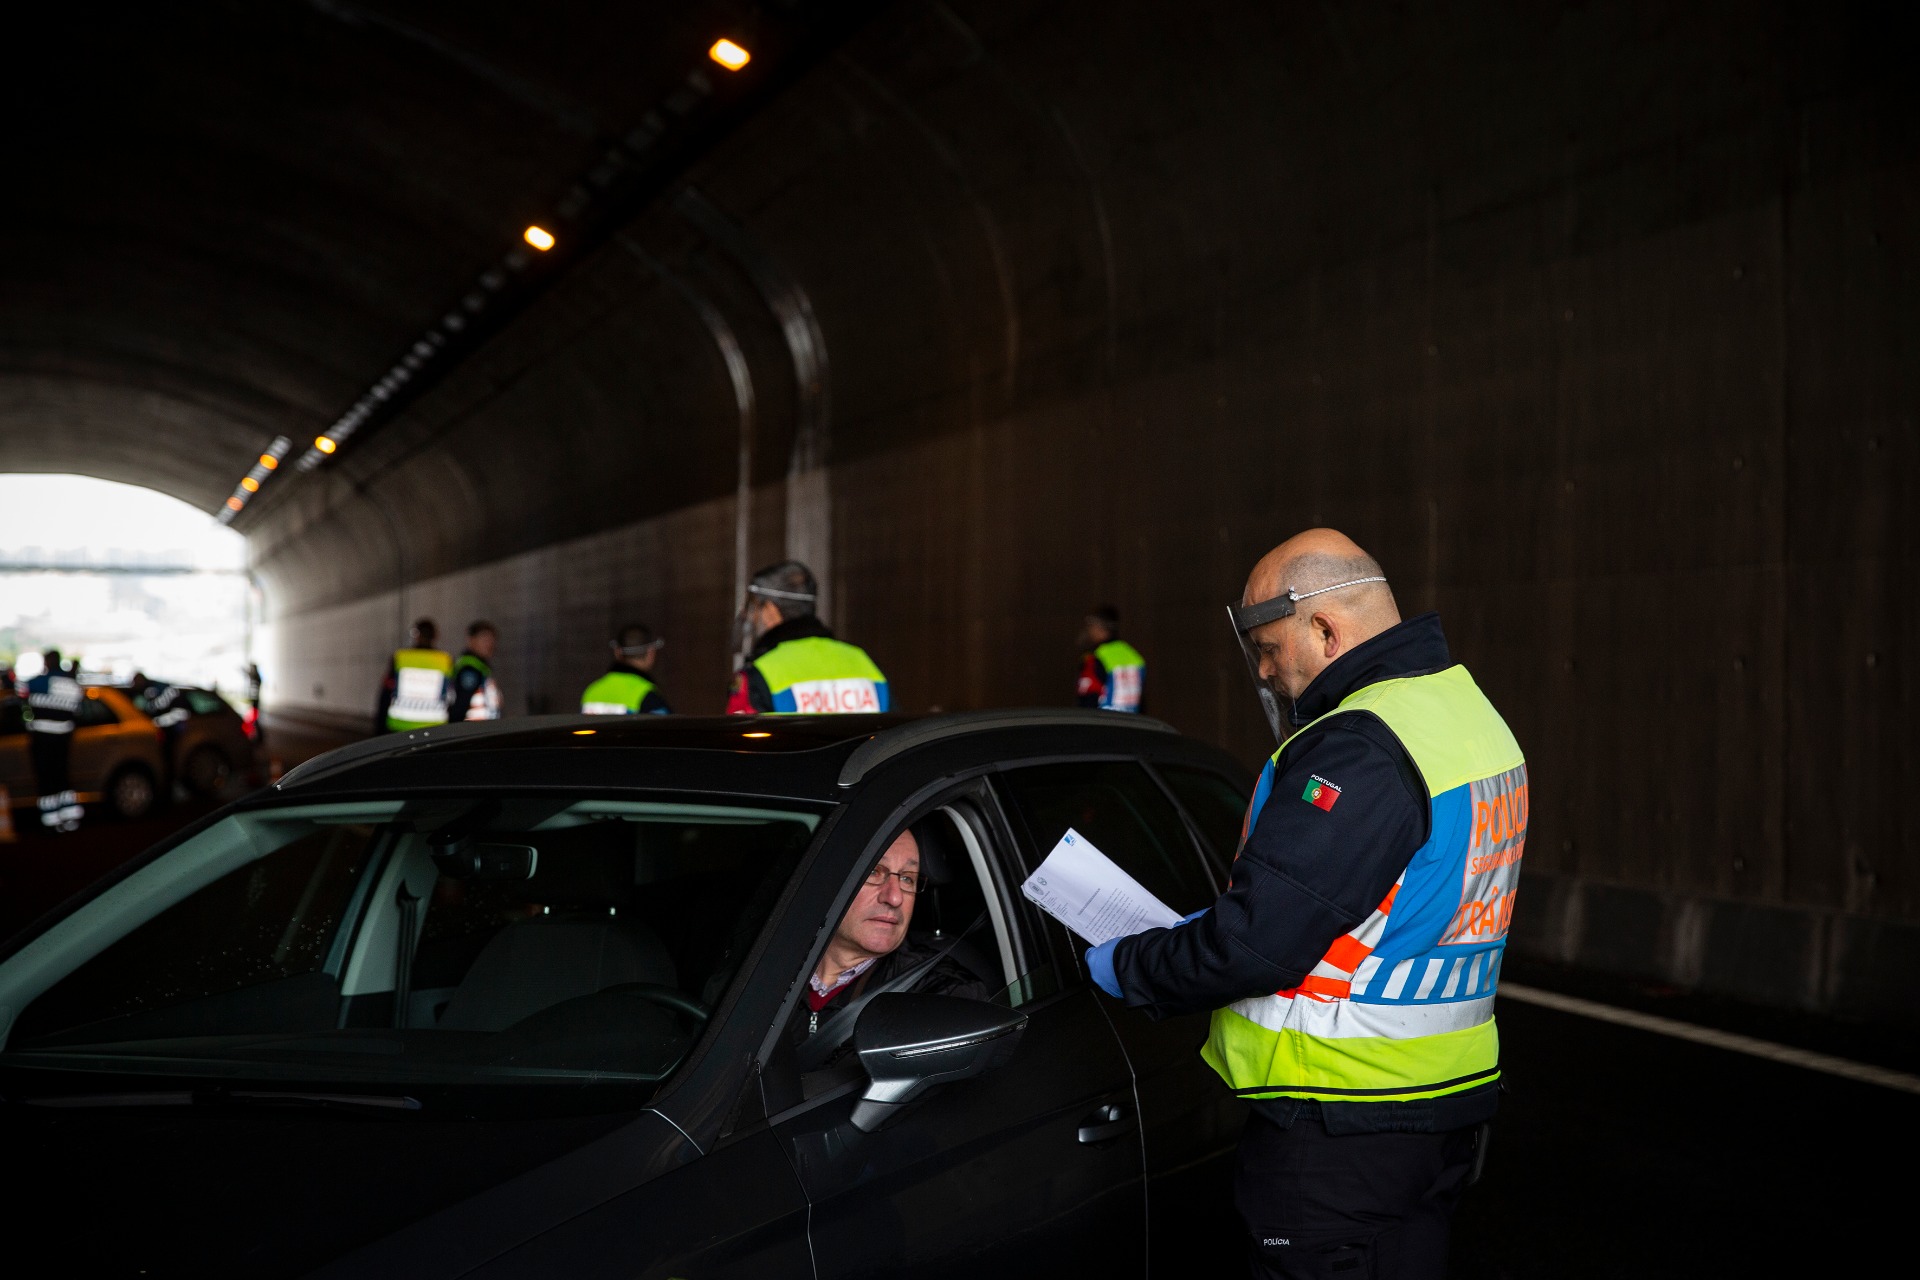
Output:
[0,474,252,695]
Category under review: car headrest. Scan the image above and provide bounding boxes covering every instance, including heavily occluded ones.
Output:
[909,818,965,889]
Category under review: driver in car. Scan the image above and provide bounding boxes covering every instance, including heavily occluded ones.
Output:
[794,827,987,1063]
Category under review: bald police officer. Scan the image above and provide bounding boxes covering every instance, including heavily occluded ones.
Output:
[1086,530,1526,1279]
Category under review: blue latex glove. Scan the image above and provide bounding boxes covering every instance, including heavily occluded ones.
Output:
[1086,910,1208,999]
[1086,937,1124,998]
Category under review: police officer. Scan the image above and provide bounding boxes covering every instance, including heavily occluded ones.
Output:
[130,670,189,785]
[375,618,452,734]
[581,623,671,715]
[1085,529,1526,1279]
[725,561,889,714]
[22,649,85,832]
[447,621,502,722]
[1075,605,1146,712]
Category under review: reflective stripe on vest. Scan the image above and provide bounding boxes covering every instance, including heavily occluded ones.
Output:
[753,636,890,715]
[1203,664,1527,1104]
[1093,640,1145,712]
[387,649,451,730]
[453,654,500,721]
[581,670,657,715]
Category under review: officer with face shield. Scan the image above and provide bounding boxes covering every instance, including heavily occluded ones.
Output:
[725,561,889,715]
[1082,529,1527,1280]
[581,623,671,715]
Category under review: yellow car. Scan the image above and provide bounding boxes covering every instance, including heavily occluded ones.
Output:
[0,686,168,823]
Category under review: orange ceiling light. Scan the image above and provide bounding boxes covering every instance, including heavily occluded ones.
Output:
[239,476,260,492]
[523,225,555,251]
[259,453,279,470]
[225,496,244,510]
[314,436,338,454]
[709,38,750,70]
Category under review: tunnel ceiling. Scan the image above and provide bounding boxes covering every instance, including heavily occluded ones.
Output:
[0,0,790,510]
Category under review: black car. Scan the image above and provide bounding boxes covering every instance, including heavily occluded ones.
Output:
[0,711,1254,1277]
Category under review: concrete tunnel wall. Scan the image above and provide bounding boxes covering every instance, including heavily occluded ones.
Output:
[241,0,1918,1022]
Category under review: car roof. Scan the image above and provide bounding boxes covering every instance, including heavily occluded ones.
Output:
[268,709,1200,805]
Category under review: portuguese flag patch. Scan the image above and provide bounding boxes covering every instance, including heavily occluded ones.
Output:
[1302,776,1341,811]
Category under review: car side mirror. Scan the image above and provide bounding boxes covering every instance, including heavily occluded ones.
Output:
[849,993,1027,1132]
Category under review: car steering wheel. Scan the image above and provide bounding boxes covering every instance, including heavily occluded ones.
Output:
[600,982,711,1024]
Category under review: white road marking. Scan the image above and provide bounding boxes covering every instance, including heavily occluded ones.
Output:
[1498,981,1920,1096]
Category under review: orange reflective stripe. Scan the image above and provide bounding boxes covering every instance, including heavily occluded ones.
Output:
[1296,974,1352,999]
[1324,933,1372,974]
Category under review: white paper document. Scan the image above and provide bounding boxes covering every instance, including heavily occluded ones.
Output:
[1020,828,1182,946]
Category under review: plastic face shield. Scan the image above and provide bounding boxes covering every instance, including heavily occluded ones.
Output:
[1227,576,1388,742]
[734,582,818,655]
[1227,593,1297,742]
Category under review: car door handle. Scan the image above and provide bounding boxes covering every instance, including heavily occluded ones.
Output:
[1078,1103,1136,1144]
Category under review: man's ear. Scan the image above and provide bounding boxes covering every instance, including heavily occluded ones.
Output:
[1311,610,1341,659]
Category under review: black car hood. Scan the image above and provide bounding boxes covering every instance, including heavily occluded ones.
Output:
[2,1098,687,1276]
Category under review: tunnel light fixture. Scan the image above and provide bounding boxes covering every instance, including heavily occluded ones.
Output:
[263,26,781,503]
[571,729,596,736]
[742,731,773,739]
[216,435,295,523]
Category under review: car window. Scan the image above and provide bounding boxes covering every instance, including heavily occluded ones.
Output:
[998,761,1217,916]
[1156,763,1253,875]
[185,690,229,716]
[75,693,119,728]
[11,822,378,1044]
[0,796,820,1106]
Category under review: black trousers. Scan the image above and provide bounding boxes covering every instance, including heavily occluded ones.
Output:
[1234,1109,1478,1279]
[28,730,72,798]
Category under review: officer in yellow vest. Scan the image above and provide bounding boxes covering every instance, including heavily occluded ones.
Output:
[725,561,889,714]
[374,618,452,734]
[1075,605,1146,712]
[1085,529,1525,1280]
[581,623,671,715]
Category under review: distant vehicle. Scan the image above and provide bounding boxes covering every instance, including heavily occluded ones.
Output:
[0,686,166,820]
[0,710,1254,1276]
[128,683,258,796]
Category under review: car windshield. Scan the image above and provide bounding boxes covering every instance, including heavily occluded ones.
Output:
[0,794,819,1104]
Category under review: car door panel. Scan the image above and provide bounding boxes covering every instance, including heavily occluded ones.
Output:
[779,984,1144,1280]
[995,760,1248,1277]
[461,1126,813,1280]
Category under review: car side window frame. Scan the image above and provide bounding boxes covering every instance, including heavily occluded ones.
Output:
[1140,758,1248,893]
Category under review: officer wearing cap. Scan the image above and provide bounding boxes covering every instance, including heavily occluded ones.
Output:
[725,561,890,715]
[1084,529,1527,1279]
[581,623,672,715]
[1075,604,1147,713]
[375,618,452,734]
